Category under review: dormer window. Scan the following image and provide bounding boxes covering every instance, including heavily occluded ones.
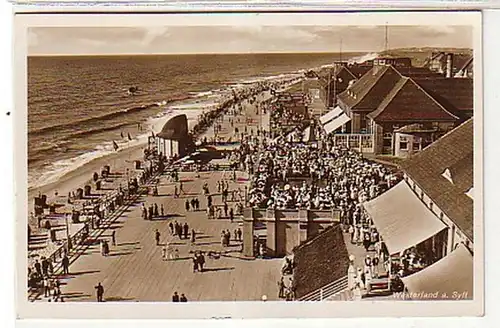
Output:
[466,187,474,199]
[442,168,453,184]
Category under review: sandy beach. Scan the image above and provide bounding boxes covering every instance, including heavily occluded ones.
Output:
[27,81,284,302]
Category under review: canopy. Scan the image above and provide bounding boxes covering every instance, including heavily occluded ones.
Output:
[402,244,473,299]
[363,181,447,255]
[324,113,351,135]
[157,114,188,140]
[319,106,343,124]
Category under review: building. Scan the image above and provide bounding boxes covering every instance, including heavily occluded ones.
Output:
[325,62,472,156]
[425,52,473,78]
[367,76,459,155]
[373,56,412,68]
[363,119,474,299]
[318,64,373,108]
[155,114,189,159]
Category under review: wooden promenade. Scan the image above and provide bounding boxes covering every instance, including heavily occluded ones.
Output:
[34,91,282,302]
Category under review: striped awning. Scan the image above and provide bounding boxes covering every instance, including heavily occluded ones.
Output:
[319,106,343,124]
[324,113,351,135]
[363,181,447,255]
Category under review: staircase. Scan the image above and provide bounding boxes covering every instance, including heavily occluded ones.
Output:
[298,275,350,301]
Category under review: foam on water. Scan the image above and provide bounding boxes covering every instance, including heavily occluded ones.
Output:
[28,69,304,190]
[28,98,222,190]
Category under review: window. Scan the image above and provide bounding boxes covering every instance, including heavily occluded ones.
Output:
[399,141,408,150]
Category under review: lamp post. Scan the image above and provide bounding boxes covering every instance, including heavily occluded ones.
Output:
[65,213,72,251]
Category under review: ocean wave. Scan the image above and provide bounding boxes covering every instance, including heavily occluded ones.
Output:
[29,102,162,137]
[67,122,132,140]
[348,52,379,64]
[28,99,215,190]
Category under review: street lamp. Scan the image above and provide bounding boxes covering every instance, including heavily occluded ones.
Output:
[65,213,72,251]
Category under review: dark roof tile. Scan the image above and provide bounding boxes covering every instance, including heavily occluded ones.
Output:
[292,225,349,299]
[368,77,459,122]
[400,119,474,241]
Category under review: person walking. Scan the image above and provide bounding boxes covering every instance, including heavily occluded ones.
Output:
[103,240,110,256]
[172,292,180,302]
[160,204,165,217]
[223,202,228,218]
[62,254,70,275]
[179,182,185,195]
[41,257,49,277]
[155,229,161,246]
[43,277,50,297]
[229,207,234,223]
[34,260,42,277]
[94,282,104,302]
[198,253,205,272]
[237,228,242,242]
[169,222,174,235]
[192,255,199,273]
[190,198,196,211]
[111,230,116,246]
[183,223,189,240]
[162,244,167,261]
[191,229,196,245]
[174,185,179,198]
[278,277,285,298]
[185,199,190,212]
[154,203,159,217]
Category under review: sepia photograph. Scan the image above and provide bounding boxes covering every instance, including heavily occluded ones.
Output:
[15,11,482,318]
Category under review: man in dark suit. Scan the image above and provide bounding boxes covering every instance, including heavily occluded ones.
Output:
[155,229,161,246]
[62,255,70,275]
[94,282,104,302]
[172,291,180,302]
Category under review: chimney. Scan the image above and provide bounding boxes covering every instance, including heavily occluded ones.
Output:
[445,53,454,78]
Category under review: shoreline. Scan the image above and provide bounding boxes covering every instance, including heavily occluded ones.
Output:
[27,77,299,217]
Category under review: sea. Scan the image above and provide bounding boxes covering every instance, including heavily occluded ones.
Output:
[28,52,365,190]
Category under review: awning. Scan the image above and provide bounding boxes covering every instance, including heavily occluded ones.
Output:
[319,106,343,124]
[324,113,351,135]
[402,244,473,299]
[363,181,447,255]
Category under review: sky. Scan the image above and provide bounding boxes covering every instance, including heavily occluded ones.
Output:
[28,25,473,56]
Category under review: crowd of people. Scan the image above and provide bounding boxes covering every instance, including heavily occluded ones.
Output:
[239,137,400,213]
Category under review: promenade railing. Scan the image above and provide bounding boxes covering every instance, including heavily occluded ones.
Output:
[297,275,349,301]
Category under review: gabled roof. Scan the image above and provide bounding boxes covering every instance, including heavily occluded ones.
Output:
[400,119,474,241]
[322,66,357,87]
[417,78,474,114]
[367,77,459,122]
[292,225,349,299]
[337,65,402,111]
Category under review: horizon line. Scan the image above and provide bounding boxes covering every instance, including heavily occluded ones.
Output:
[27,46,473,58]
[28,50,370,57]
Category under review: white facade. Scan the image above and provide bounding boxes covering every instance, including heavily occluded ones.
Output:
[156,137,180,159]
